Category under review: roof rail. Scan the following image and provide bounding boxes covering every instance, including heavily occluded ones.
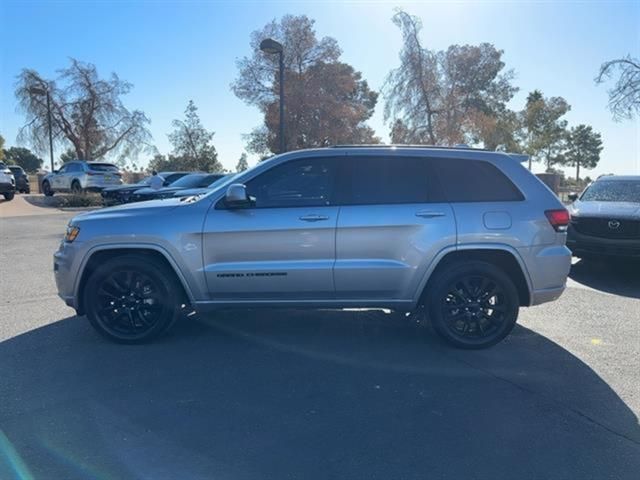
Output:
[329,144,489,151]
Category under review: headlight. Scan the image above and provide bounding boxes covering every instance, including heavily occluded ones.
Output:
[65,225,80,243]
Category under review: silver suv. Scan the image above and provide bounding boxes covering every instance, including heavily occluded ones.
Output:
[54,146,571,349]
[42,160,122,195]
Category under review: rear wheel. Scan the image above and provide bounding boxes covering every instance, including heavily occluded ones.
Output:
[426,261,519,349]
[42,180,54,196]
[83,255,182,344]
[71,180,82,194]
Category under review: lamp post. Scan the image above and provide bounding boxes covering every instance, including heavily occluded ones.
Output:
[28,86,55,172]
[260,38,285,154]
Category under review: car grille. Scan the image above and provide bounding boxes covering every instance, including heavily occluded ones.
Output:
[571,216,640,240]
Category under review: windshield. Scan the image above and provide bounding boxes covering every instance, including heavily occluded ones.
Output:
[581,180,640,203]
[169,174,219,188]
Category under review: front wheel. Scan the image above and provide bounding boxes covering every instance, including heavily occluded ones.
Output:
[42,181,54,196]
[84,255,182,344]
[3,192,14,201]
[427,261,519,349]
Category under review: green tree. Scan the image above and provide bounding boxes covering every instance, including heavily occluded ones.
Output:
[59,148,76,164]
[15,58,151,163]
[520,90,570,170]
[564,125,603,181]
[596,56,639,120]
[383,10,517,146]
[165,100,222,172]
[0,135,5,163]
[3,147,44,173]
[233,15,379,156]
[236,152,249,172]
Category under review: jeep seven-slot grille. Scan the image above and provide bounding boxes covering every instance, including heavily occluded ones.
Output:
[572,216,640,240]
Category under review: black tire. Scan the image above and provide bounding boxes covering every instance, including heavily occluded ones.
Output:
[83,255,182,344]
[42,181,54,196]
[71,180,82,194]
[426,261,519,349]
[3,192,14,201]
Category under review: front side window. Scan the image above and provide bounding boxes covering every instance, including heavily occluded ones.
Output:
[336,156,431,205]
[67,163,82,173]
[245,158,336,208]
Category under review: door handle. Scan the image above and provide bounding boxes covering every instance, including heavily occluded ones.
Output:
[299,214,330,222]
[415,211,446,218]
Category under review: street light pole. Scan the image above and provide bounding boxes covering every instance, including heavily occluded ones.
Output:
[260,38,285,154]
[28,86,55,172]
[46,90,54,172]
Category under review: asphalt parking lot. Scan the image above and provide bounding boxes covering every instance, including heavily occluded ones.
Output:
[1,208,639,480]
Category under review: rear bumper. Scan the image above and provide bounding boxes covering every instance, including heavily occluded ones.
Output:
[567,226,640,258]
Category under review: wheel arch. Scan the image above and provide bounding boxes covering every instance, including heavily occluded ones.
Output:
[416,245,533,307]
[75,246,194,315]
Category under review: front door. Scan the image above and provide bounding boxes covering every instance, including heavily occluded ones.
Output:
[202,157,340,302]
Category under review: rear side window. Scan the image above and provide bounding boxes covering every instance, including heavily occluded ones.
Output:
[337,156,431,205]
[432,158,524,202]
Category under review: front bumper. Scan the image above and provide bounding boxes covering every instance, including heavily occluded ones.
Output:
[567,226,640,258]
[0,181,16,194]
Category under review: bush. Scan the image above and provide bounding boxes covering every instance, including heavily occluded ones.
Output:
[57,192,103,208]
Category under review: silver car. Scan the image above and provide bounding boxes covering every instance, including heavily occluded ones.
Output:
[42,160,122,195]
[54,146,571,348]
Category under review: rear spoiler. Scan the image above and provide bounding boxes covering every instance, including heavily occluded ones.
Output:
[507,153,529,163]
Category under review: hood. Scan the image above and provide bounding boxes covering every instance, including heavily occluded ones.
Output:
[103,184,147,193]
[72,197,185,223]
[571,200,640,220]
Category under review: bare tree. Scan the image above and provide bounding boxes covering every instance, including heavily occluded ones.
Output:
[15,59,151,163]
[383,10,517,147]
[596,56,640,120]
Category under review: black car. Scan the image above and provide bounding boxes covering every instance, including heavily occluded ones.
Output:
[101,171,189,206]
[130,173,225,202]
[567,175,640,259]
[8,166,30,193]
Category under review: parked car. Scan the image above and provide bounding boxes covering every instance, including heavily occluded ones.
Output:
[130,173,224,202]
[101,172,190,206]
[0,162,16,201]
[567,175,640,259]
[8,166,30,193]
[54,145,571,349]
[41,161,122,196]
[171,174,234,199]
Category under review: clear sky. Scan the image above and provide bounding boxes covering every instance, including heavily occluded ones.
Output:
[1,0,638,177]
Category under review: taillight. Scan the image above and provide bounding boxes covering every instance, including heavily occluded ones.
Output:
[545,209,570,232]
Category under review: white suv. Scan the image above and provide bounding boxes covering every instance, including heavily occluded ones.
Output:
[0,162,16,201]
[42,161,122,195]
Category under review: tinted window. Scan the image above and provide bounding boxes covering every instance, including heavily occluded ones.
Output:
[67,163,82,173]
[163,173,188,185]
[88,163,118,172]
[581,180,640,203]
[432,158,524,202]
[337,156,430,205]
[170,174,221,189]
[245,158,335,208]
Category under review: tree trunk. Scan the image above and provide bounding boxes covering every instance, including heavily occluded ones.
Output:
[576,161,580,182]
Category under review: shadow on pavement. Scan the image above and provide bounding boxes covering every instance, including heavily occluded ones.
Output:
[1,310,639,479]
[569,258,640,299]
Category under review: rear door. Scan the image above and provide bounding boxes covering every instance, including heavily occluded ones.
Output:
[202,156,340,302]
[334,154,456,301]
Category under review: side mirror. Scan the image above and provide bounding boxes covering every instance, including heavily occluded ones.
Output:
[225,183,254,208]
[568,193,579,202]
[53,170,58,174]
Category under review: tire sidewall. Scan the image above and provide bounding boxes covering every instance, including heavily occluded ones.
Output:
[43,181,53,196]
[84,256,180,344]
[428,261,519,349]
